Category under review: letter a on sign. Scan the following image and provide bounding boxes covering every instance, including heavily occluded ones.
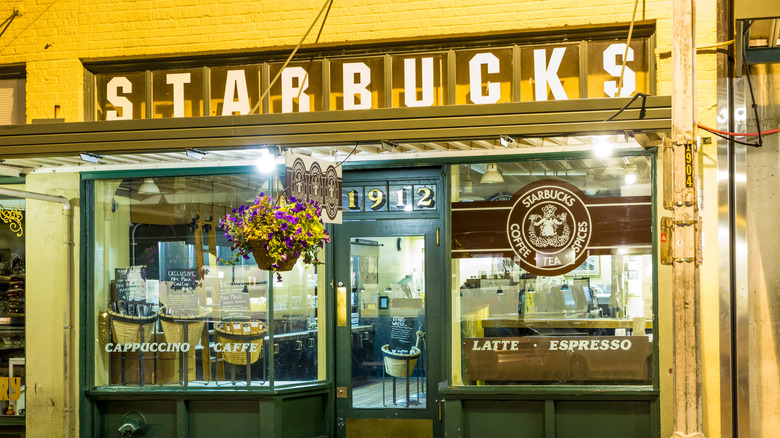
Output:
[222,70,251,115]
[533,48,568,101]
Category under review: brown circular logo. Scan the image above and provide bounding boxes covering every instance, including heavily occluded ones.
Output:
[506,180,592,276]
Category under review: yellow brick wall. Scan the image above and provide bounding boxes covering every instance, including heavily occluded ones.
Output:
[0,1,723,437]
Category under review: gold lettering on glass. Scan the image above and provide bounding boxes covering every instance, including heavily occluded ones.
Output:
[0,208,23,237]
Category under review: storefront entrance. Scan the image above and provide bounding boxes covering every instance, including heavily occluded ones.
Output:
[333,169,444,438]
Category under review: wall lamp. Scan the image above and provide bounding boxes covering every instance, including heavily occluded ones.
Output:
[185,148,208,159]
[79,152,103,164]
[380,140,399,151]
[499,135,515,147]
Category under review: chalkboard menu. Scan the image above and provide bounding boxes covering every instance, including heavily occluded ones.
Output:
[168,269,199,290]
[165,269,200,317]
[115,268,130,302]
[220,284,251,319]
[115,267,146,302]
[389,316,416,354]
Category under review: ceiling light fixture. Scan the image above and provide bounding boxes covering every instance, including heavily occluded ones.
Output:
[480,163,505,184]
[138,178,161,195]
[624,165,638,185]
[185,148,208,159]
[499,135,515,147]
[593,137,612,158]
[459,165,483,202]
[582,179,607,196]
[79,152,103,164]
[255,148,277,174]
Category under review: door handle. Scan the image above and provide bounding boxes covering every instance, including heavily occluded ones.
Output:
[337,286,348,327]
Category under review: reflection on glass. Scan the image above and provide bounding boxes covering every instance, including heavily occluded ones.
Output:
[0,199,25,416]
[455,252,653,385]
[450,157,654,386]
[350,236,426,409]
[93,174,325,388]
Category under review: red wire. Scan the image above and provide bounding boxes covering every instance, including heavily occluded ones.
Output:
[697,124,780,137]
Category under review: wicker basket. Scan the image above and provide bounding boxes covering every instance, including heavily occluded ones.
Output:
[158,307,209,347]
[107,309,157,344]
[249,239,299,271]
[381,345,421,378]
[382,330,425,378]
[214,321,268,365]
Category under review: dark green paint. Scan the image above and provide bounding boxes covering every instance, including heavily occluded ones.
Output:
[555,401,651,438]
[545,400,556,438]
[77,153,662,436]
[176,400,188,438]
[462,401,545,438]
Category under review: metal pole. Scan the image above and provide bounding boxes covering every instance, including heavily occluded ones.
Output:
[670,0,704,436]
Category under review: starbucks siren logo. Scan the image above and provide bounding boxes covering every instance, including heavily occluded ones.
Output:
[506,180,592,276]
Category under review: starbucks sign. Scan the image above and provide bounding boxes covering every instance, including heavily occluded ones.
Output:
[507,180,592,276]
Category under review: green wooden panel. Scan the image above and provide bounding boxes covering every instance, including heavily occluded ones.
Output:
[555,401,651,438]
[0,427,24,438]
[96,400,177,437]
[188,401,261,437]
[282,395,327,438]
[463,401,545,438]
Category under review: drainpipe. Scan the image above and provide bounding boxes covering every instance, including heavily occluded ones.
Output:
[0,187,74,438]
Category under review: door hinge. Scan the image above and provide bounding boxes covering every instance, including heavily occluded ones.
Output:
[438,400,442,421]
[436,227,440,246]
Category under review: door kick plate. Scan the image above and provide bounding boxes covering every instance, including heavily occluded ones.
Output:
[337,386,348,398]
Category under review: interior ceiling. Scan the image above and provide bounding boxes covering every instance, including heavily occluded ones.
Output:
[0,133,657,176]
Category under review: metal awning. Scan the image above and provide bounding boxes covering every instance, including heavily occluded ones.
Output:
[0,96,669,172]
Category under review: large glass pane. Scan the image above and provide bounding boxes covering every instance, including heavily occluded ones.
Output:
[93,174,326,388]
[0,196,25,416]
[351,236,426,408]
[272,266,325,385]
[450,152,654,386]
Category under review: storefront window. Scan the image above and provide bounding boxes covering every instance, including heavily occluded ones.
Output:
[450,154,654,385]
[0,197,24,415]
[92,173,326,388]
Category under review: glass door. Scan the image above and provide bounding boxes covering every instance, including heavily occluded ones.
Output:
[334,218,442,438]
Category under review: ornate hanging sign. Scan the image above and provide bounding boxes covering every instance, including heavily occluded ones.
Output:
[285,151,342,224]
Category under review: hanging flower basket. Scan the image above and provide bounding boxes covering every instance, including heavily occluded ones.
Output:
[248,239,300,272]
[220,194,330,281]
